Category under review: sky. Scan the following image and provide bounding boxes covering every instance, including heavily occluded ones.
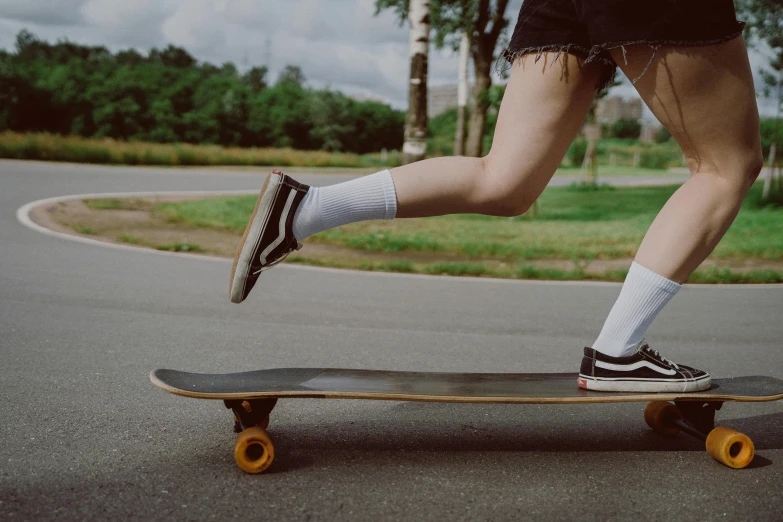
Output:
[0,0,778,119]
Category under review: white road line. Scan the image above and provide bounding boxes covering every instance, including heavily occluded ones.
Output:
[15,191,783,289]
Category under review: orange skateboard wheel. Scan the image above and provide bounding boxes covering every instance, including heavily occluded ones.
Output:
[644,401,682,437]
[234,427,275,474]
[706,427,754,469]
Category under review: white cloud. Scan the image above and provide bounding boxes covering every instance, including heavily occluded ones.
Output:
[161,0,226,51]
[80,0,174,47]
[0,0,85,26]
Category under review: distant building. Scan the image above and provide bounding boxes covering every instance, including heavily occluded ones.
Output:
[427,84,474,118]
[595,96,643,123]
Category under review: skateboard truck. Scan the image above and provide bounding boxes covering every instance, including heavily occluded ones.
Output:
[672,400,722,440]
[224,398,277,432]
[644,400,754,469]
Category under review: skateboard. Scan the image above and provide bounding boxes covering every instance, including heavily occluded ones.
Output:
[149,368,783,473]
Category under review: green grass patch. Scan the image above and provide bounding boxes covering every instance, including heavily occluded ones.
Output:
[554,165,676,178]
[151,183,783,263]
[156,243,202,252]
[118,234,140,244]
[423,262,489,277]
[155,196,258,231]
[378,260,415,273]
[515,265,588,280]
[340,232,443,253]
[565,182,617,192]
[687,266,783,284]
[76,227,94,235]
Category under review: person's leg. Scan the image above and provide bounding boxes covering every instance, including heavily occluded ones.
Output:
[590,38,763,360]
[229,53,602,303]
[292,52,600,243]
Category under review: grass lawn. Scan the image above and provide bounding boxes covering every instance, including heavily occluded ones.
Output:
[0,131,399,169]
[155,183,783,265]
[554,166,684,177]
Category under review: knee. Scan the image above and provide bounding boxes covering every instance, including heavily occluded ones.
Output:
[472,155,542,217]
[687,146,763,194]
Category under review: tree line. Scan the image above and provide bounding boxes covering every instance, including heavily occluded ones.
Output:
[0,30,405,154]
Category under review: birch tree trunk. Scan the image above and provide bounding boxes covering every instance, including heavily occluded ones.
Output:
[454,32,470,156]
[402,0,430,165]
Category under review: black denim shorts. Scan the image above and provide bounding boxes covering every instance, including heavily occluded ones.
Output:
[501,0,745,92]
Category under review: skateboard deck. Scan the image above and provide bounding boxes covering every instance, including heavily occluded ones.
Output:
[150,368,783,473]
[150,368,783,403]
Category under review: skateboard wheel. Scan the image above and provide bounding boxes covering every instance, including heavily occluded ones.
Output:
[234,427,275,474]
[644,401,682,437]
[706,427,754,469]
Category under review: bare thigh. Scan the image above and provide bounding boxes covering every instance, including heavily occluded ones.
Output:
[392,52,600,218]
[484,53,602,212]
[609,39,762,180]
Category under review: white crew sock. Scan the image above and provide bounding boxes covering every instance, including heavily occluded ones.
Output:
[292,169,398,241]
[592,262,682,358]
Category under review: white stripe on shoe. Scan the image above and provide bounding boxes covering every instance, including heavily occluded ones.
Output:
[594,360,677,376]
[259,189,297,265]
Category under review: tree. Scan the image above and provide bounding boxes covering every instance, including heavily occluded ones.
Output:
[14,29,40,58]
[403,0,431,164]
[610,118,641,140]
[243,66,268,93]
[738,0,783,199]
[454,31,470,155]
[277,65,306,86]
[377,0,512,158]
[151,45,197,68]
[0,30,405,154]
[461,0,510,156]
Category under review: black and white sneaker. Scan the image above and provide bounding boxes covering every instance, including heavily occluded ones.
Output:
[229,170,310,303]
[577,340,711,392]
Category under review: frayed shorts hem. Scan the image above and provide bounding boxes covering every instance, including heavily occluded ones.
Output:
[497,29,745,94]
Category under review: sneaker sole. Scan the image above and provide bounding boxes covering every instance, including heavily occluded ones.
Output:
[228,173,277,303]
[577,374,712,393]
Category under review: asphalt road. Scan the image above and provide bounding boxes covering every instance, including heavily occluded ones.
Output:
[1,159,781,521]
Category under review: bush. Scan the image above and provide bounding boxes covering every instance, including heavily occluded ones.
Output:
[760,118,783,163]
[427,107,458,156]
[610,118,642,140]
[567,137,588,166]
[655,127,672,143]
[639,147,679,169]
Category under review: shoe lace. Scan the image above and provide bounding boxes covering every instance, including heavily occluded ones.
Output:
[252,241,303,276]
[645,345,679,369]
